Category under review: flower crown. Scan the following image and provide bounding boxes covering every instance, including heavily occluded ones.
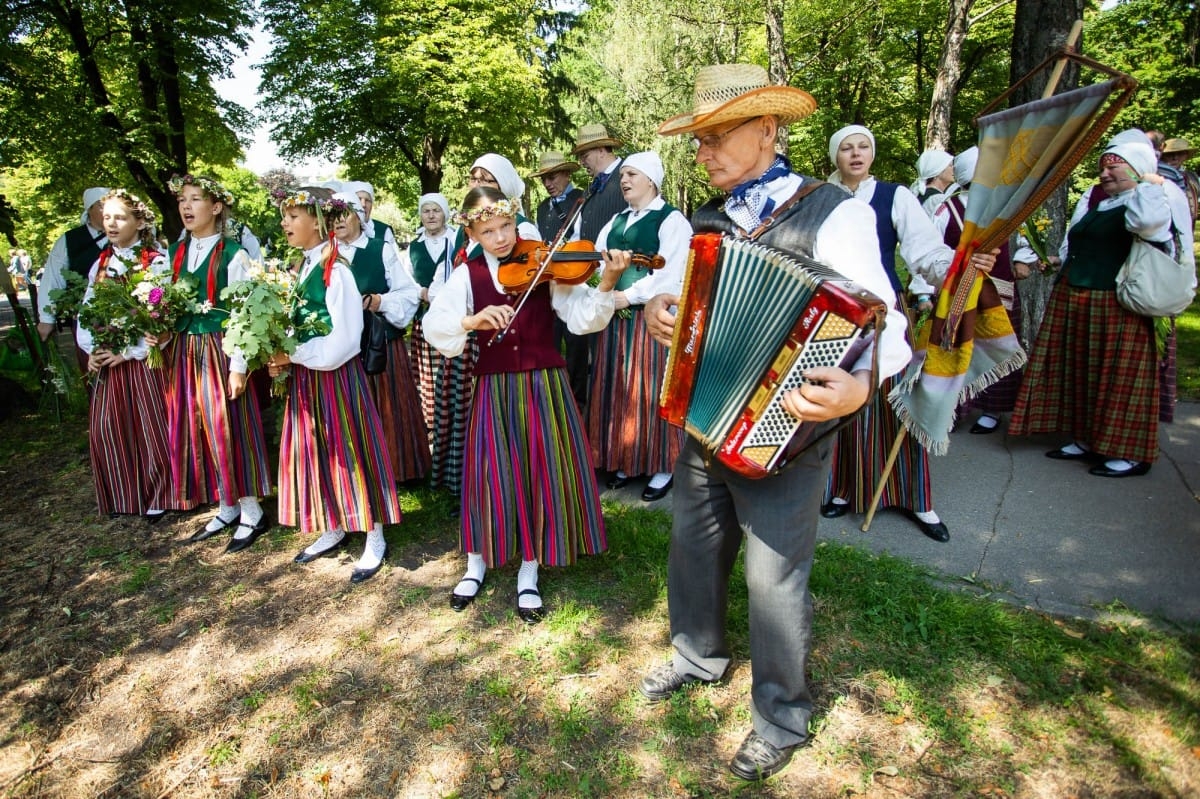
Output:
[271,189,350,217]
[168,173,235,205]
[104,188,157,228]
[453,198,516,226]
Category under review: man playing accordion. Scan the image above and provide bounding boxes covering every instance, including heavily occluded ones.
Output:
[638,63,912,781]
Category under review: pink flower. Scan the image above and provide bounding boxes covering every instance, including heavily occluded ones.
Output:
[148,287,164,304]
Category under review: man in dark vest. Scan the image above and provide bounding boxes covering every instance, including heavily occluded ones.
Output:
[635,64,911,781]
[530,151,583,243]
[37,187,109,342]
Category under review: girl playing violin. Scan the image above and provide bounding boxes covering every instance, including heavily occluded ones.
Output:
[423,186,629,623]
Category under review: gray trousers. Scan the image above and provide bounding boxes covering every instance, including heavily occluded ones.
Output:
[668,435,830,749]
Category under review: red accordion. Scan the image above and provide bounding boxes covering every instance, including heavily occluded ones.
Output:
[660,232,887,478]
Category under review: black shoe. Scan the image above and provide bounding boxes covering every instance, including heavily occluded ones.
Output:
[224,515,271,554]
[904,510,950,543]
[607,472,630,490]
[729,730,798,781]
[350,544,389,584]
[820,501,848,518]
[188,514,236,542]
[1088,461,1151,478]
[144,510,167,525]
[1045,445,1098,461]
[641,477,673,502]
[517,588,544,624]
[450,576,484,611]
[293,535,347,564]
[638,662,714,702]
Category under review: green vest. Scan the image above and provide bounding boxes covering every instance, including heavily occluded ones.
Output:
[606,205,674,293]
[170,236,241,334]
[349,238,404,341]
[408,233,453,288]
[1064,205,1133,291]
[372,219,394,241]
[65,225,104,278]
[294,265,333,344]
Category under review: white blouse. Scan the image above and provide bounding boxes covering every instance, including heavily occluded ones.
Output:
[594,195,692,305]
[341,231,421,328]
[289,242,364,371]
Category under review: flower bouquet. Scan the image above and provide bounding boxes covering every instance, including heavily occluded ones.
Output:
[1019,208,1054,272]
[221,259,331,397]
[131,270,198,367]
[47,270,88,325]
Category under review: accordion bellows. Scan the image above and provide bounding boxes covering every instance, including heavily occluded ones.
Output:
[660,232,886,478]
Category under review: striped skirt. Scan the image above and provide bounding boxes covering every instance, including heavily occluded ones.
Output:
[586,310,683,474]
[1159,321,1177,424]
[165,332,272,508]
[277,361,402,533]
[826,374,933,513]
[367,338,431,483]
[462,368,606,568]
[1010,285,1159,463]
[88,359,178,516]
[408,315,445,435]
[429,338,477,495]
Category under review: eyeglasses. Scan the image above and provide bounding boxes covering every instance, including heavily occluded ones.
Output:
[469,171,500,187]
[691,118,757,150]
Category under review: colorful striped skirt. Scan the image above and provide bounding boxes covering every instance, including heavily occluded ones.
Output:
[165,332,272,508]
[1010,285,1159,463]
[586,310,683,475]
[408,315,445,435]
[277,361,402,533]
[367,338,431,483]
[462,367,606,568]
[87,358,178,516]
[826,373,934,514]
[429,338,477,495]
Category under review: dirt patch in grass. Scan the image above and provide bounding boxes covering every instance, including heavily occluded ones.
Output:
[1,411,1197,798]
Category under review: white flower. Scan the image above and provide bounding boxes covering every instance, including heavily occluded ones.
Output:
[196,300,214,314]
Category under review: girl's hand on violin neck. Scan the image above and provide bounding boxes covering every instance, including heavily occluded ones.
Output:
[464,304,515,331]
[596,249,632,292]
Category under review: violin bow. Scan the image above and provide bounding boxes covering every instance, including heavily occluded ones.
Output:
[491,195,587,346]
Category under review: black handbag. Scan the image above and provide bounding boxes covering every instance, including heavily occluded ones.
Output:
[360,310,389,375]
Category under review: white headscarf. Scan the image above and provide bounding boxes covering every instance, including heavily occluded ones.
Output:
[418,192,451,221]
[1103,128,1157,177]
[828,125,875,165]
[911,150,953,195]
[331,191,369,230]
[621,151,665,189]
[346,180,375,201]
[81,187,110,226]
[320,180,345,193]
[472,154,525,203]
[953,146,979,187]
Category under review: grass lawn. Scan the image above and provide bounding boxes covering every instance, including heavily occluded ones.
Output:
[1175,294,1200,399]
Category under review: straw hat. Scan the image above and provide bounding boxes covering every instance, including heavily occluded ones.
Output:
[658,64,816,137]
[529,151,580,178]
[571,124,623,156]
[1163,138,1195,156]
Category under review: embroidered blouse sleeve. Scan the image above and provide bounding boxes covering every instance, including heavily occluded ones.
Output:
[422,265,475,358]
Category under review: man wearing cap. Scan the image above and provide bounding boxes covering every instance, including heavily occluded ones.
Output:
[1161,138,1199,222]
[37,187,109,342]
[530,152,584,243]
[639,64,912,780]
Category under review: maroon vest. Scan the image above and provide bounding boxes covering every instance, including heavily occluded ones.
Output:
[467,251,566,376]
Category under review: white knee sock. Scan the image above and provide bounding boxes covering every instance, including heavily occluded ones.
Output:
[206,502,239,532]
[303,528,345,556]
[231,497,265,540]
[914,509,941,524]
[517,559,541,609]
[647,472,672,490]
[355,524,387,570]
[454,553,486,597]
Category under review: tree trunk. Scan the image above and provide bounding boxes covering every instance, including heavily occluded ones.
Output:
[925,0,975,150]
[1009,0,1085,347]
[765,0,790,154]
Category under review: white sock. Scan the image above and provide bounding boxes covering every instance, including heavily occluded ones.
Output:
[1103,458,1136,472]
[830,497,849,507]
[647,472,672,490]
[303,528,345,556]
[517,559,541,609]
[231,497,265,540]
[915,510,941,524]
[206,503,239,532]
[355,524,387,570]
[975,414,999,429]
[146,507,164,516]
[615,470,627,479]
[1060,442,1089,456]
[454,552,487,597]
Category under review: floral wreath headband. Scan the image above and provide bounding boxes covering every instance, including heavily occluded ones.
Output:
[272,189,352,238]
[453,198,516,226]
[102,188,157,229]
[168,174,235,205]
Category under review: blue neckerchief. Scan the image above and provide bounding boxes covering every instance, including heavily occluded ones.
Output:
[725,155,793,231]
[553,185,576,203]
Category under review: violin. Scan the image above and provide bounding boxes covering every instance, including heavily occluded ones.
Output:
[496,239,665,294]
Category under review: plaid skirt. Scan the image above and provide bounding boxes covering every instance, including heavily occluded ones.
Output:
[1010,285,1159,462]
[429,338,477,495]
[366,338,431,483]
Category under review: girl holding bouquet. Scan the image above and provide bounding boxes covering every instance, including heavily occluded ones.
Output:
[329,191,430,483]
[274,187,401,583]
[422,187,625,623]
[161,174,273,552]
[77,190,177,521]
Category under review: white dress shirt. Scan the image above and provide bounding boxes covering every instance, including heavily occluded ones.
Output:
[40,223,107,324]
